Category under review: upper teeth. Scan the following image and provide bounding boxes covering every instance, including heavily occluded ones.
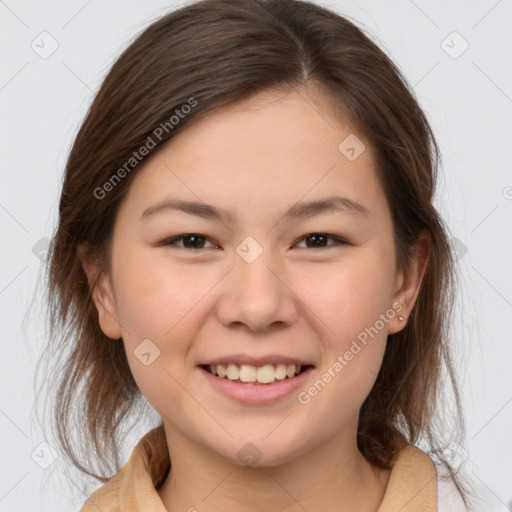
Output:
[209,363,302,384]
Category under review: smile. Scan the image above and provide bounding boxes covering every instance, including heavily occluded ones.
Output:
[199,363,315,405]
[203,362,310,384]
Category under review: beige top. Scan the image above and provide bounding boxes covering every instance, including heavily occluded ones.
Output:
[80,425,438,511]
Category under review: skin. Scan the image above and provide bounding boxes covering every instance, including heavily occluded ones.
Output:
[79,87,429,512]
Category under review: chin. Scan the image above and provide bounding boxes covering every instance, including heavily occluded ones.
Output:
[220,434,306,469]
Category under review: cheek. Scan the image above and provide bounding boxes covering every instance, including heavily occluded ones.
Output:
[111,247,226,382]
[296,253,394,407]
[302,253,395,340]
[296,263,392,426]
[112,254,207,415]
[113,249,212,340]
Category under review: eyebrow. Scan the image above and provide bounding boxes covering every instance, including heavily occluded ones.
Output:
[140,195,371,224]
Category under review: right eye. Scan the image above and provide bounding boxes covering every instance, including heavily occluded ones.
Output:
[160,234,220,250]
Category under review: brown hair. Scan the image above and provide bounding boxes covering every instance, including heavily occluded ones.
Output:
[35,0,475,507]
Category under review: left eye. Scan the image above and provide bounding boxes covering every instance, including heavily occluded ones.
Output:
[161,233,347,250]
[294,233,347,249]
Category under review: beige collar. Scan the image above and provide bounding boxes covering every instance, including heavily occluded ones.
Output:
[81,426,437,511]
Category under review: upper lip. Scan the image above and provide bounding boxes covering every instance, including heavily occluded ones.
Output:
[200,354,315,367]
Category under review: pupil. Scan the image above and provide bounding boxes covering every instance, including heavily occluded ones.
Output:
[184,235,203,248]
[307,234,327,247]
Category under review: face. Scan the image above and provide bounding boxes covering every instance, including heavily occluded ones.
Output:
[85,88,425,467]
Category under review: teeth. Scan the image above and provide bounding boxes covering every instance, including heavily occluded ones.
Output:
[257,364,276,384]
[275,363,287,380]
[208,363,303,384]
[239,364,257,383]
[226,363,239,380]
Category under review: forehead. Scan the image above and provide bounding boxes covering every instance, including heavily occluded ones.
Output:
[117,89,391,228]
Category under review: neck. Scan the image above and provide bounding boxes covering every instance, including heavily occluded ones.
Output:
[157,422,391,512]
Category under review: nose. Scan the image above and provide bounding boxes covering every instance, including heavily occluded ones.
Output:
[215,249,299,333]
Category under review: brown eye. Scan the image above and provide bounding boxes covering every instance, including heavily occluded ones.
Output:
[163,234,218,249]
[295,233,348,249]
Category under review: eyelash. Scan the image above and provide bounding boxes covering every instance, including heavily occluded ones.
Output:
[161,233,349,250]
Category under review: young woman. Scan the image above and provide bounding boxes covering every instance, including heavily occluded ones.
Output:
[39,0,477,510]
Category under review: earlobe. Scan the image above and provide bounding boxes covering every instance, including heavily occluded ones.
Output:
[77,242,123,340]
[389,231,431,335]
[94,274,123,340]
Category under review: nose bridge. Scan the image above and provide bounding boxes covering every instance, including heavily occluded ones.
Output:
[215,238,297,331]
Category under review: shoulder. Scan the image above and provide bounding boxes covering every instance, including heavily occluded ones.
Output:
[79,425,169,511]
[79,468,125,511]
[383,443,469,511]
[394,444,469,511]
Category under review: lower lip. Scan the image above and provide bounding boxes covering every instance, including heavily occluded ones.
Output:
[199,366,314,405]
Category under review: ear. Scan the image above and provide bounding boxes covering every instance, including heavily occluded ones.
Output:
[388,230,430,335]
[77,242,122,340]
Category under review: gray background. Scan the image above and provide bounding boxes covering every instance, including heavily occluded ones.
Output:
[0,0,511,510]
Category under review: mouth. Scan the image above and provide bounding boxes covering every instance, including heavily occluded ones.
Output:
[200,363,314,385]
[198,362,315,404]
